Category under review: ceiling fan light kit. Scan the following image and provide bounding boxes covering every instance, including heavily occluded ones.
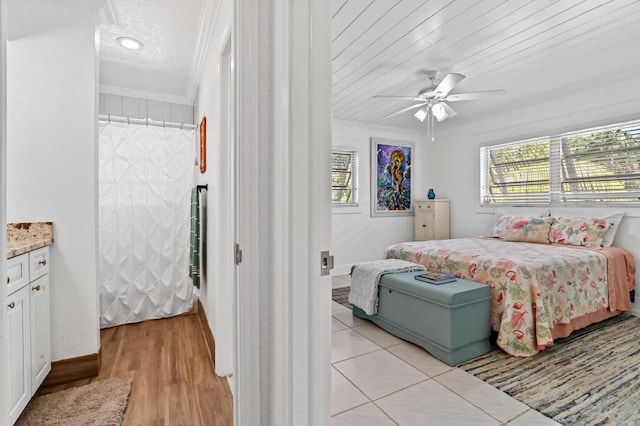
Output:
[375,71,504,126]
[414,107,428,122]
[431,103,448,121]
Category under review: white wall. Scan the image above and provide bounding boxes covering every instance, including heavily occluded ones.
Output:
[428,72,640,315]
[193,0,234,380]
[331,120,426,275]
[7,17,100,360]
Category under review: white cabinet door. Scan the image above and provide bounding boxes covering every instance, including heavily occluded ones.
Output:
[415,210,434,241]
[30,274,51,392]
[414,201,435,241]
[7,285,31,425]
[433,201,450,240]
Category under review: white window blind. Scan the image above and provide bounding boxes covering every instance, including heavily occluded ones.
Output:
[480,136,550,204]
[556,122,640,203]
[332,149,358,206]
[481,119,640,205]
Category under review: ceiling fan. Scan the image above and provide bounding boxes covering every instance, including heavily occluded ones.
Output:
[375,70,505,123]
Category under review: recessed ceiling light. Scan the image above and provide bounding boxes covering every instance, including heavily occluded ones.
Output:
[116,36,143,50]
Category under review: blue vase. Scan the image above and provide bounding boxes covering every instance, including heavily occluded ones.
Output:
[427,189,436,199]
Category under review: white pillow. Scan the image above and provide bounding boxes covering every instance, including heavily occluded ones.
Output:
[550,208,624,247]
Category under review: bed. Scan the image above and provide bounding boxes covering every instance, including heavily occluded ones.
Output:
[385,236,636,357]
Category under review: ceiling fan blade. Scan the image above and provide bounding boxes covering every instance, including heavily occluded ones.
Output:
[374,95,426,102]
[384,102,428,118]
[444,90,505,102]
[434,73,465,97]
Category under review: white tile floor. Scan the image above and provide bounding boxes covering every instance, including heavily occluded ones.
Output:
[330,275,561,426]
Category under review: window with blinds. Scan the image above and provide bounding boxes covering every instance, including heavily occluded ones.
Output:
[481,119,640,205]
[332,149,358,206]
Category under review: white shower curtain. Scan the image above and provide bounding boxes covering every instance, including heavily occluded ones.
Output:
[98,121,196,328]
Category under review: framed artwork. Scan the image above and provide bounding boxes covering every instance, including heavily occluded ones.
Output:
[370,137,413,217]
[199,116,207,173]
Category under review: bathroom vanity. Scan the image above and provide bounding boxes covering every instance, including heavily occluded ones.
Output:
[6,222,53,425]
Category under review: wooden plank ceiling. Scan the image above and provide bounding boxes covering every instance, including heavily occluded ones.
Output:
[331,0,640,130]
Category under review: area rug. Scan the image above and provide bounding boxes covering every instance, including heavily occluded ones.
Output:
[332,287,351,309]
[16,377,132,426]
[460,313,640,426]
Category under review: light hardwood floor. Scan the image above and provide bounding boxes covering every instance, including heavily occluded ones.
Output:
[39,313,233,426]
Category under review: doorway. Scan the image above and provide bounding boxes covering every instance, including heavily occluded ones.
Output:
[214,30,236,378]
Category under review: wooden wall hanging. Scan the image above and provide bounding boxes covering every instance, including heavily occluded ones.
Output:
[199,116,207,173]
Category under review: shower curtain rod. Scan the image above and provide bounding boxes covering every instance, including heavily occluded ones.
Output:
[98,114,197,130]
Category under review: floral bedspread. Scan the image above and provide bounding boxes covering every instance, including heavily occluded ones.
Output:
[385,238,609,357]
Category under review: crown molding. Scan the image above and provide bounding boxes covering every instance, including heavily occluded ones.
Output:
[185,0,222,103]
[96,0,118,27]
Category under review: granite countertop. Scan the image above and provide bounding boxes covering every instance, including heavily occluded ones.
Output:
[7,222,54,259]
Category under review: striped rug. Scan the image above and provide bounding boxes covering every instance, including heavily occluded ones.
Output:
[460,313,640,426]
[332,287,352,309]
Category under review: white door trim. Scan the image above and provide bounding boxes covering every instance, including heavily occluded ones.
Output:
[234,0,260,424]
[1,0,8,421]
[287,0,333,423]
[215,27,235,378]
[300,1,333,422]
[235,0,332,424]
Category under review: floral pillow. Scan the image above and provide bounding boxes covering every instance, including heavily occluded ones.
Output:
[548,216,611,248]
[487,212,549,239]
[550,209,624,247]
[502,217,555,244]
[487,215,528,238]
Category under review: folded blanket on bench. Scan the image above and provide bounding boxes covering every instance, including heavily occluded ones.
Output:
[349,259,426,315]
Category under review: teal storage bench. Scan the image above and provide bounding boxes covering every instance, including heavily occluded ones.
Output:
[352,270,491,366]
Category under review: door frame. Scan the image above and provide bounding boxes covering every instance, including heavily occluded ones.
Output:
[234,0,332,424]
[233,0,260,423]
[215,27,236,378]
[1,0,8,420]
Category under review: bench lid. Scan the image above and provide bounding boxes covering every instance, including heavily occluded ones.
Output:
[380,271,491,305]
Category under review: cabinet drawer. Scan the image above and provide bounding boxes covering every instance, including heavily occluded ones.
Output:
[415,202,434,211]
[7,254,29,295]
[29,247,50,282]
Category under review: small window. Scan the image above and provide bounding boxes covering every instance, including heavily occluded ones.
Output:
[332,149,358,206]
[480,119,640,205]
